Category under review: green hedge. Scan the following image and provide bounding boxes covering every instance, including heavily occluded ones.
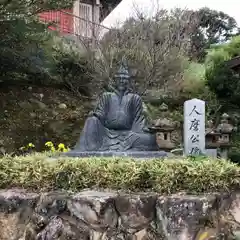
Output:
[0,154,239,193]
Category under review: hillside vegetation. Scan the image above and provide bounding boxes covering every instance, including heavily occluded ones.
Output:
[0,86,91,154]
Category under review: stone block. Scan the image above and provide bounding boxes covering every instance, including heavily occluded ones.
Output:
[0,189,237,239]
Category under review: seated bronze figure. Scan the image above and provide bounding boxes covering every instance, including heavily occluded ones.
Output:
[73,62,159,152]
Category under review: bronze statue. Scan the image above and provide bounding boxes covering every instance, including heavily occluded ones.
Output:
[73,62,159,152]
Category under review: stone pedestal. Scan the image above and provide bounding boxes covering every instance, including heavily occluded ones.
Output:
[64,150,168,159]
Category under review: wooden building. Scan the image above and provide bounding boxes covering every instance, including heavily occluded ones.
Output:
[38,0,121,40]
[225,56,240,73]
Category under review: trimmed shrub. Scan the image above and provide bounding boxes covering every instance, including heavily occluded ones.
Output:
[0,154,239,193]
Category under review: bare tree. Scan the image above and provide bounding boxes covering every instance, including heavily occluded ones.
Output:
[82,7,200,97]
[56,5,199,98]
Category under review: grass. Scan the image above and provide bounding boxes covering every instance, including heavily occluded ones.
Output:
[0,153,239,194]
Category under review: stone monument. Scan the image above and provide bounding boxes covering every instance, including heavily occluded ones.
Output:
[184,98,205,156]
[65,62,167,158]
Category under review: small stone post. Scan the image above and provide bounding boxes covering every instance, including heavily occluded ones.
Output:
[184,98,205,156]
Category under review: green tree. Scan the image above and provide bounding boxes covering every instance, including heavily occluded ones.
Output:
[50,36,94,96]
[189,7,239,61]
[205,36,240,164]
[0,0,75,84]
[205,36,240,108]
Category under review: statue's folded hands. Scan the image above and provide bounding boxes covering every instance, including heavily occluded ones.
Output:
[91,111,102,121]
[88,110,93,117]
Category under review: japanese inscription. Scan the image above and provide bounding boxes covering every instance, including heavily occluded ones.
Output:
[184,99,205,156]
[189,105,202,116]
[189,118,200,131]
[190,134,199,143]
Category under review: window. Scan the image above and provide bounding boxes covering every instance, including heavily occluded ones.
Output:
[164,133,168,140]
[73,1,93,38]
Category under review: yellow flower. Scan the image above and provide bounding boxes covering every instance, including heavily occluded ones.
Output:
[63,148,69,152]
[58,143,65,149]
[45,141,56,152]
[57,143,69,152]
[50,146,56,152]
[45,141,69,152]
[45,141,54,147]
[28,143,35,148]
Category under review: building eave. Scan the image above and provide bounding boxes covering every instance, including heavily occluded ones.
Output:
[225,56,240,70]
[100,0,122,21]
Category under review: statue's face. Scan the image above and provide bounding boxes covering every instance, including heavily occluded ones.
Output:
[116,76,129,91]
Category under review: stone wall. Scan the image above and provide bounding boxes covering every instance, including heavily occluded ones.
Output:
[0,189,239,240]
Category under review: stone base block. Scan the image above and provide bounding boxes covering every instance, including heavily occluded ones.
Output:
[64,150,168,159]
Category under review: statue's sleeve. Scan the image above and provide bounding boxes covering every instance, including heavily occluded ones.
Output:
[131,95,146,132]
[92,93,108,122]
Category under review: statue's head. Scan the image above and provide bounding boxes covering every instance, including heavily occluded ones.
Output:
[114,62,130,92]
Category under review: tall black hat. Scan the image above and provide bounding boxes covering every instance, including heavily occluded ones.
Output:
[114,59,130,79]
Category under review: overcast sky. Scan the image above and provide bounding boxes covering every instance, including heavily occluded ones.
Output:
[101,0,240,28]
